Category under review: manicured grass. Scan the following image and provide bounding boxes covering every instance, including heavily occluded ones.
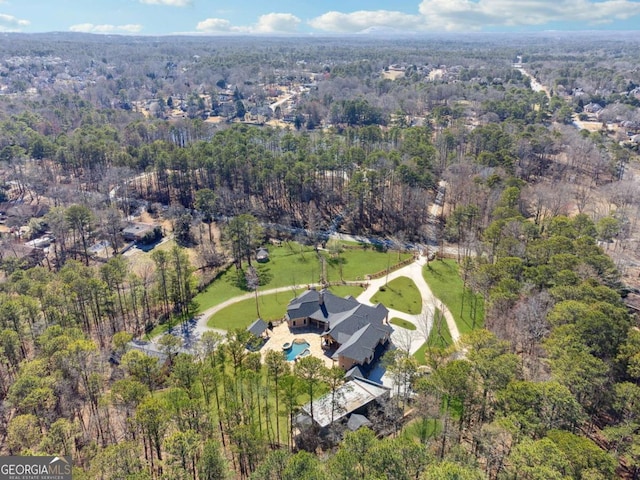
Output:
[422,259,484,335]
[324,244,412,283]
[390,317,417,331]
[370,277,422,314]
[195,242,319,312]
[195,241,411,313]
[413,309,452,365]
[413,343,429,365]
[426,308,453,348]
[208,285,364,330]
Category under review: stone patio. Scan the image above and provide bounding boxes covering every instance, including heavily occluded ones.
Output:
[260,321,335,368]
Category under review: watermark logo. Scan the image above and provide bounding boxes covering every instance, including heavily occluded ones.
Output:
[0,456,71,480]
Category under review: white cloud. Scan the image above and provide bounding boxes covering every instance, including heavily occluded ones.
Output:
[309,10,424,32]
[418,0,640,30]
[196,18,247,33]
[69,23,143,34]
[0,13,30,31]
[307,0,640,33]
[197,12,301,34]
[139,0,191,6]
[254,13,301,33]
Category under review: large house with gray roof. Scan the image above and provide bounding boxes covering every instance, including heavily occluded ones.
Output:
[286,289,391,370]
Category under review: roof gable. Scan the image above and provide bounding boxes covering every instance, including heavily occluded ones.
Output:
[286,289,361,322]
[247,318,268,337]
[333,323,392,364]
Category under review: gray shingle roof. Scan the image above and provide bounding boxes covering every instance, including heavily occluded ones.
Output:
[247,318,268,337]
[286,289,361,322]
[286,289,390,366]
[332,323,392,364]
[345,365,366,380]
[325,303,389,342]
[347,413,372,431]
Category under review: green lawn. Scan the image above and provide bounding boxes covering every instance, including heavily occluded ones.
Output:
[422,259,484,335]
[390,317,416,331]
[323,244,412,283]
[370,277,422,314]
[194,242,318,312]
[428,308,453,346]
[207,285,364,330]
[413,309,452,365]
[195,241,411,313]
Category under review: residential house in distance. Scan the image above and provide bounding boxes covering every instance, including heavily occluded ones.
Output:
[122,222,162,244]
[583,102,604,117]
[286,289,391,370]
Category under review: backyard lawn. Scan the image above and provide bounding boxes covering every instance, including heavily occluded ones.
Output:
[422,259,484,335]
[207,285,364,330]
[370,277,422,314]
[195,241,411,312]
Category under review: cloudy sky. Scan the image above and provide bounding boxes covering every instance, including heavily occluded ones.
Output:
[1,0,639,35]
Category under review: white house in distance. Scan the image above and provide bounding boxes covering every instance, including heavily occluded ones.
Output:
[286,289,391,370]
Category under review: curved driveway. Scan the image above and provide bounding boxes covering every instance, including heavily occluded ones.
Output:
[170,256,461,355]
[356,256,460,355]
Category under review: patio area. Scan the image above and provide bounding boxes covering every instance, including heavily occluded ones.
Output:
[260,321,335,368]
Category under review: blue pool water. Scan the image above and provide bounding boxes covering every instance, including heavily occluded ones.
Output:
[285,341,310,361]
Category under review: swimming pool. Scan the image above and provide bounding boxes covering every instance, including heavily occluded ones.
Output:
[284,339,310,361]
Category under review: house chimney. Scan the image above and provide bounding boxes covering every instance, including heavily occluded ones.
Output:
[319,289,325,306]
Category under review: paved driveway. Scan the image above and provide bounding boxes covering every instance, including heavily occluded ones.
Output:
[356,255,460,355]
[152,256,461,361]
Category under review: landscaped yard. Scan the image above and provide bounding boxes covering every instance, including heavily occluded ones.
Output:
[324,244,412,283]
[422,259,484,335]
[195,241,411,313]
[413,309,451,365]
[207,285,364,330]
[370,277,422,314]
[425,308,452,347]
[390,317,416,331]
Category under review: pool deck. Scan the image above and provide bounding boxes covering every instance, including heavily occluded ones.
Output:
[260,322,335,368]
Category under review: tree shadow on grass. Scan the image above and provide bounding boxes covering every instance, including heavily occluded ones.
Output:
[227,265,274,291]
[257,264,273,286]
[228,269,248,290]
[426,259,459,275]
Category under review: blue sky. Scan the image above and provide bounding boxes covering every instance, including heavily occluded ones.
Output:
[1,0,639,35]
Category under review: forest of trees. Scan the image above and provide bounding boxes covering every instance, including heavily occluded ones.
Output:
[0,32,640,478]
